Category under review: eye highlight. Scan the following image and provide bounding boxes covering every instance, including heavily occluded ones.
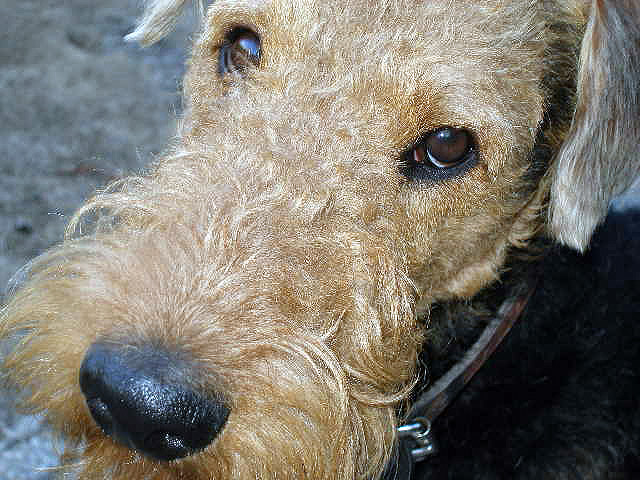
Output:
[219,28,261,76]
[401,127,478,182]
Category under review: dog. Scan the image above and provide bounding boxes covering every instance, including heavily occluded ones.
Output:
[2,0,639,478]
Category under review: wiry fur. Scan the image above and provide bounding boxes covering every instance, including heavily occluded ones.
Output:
[1,0,639,479]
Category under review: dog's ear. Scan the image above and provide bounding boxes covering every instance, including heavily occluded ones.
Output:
[549,0,640,252]
[125,0,206,46]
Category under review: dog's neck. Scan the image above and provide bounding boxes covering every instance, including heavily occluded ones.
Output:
[386,246,543,478]
[420,242,547,380]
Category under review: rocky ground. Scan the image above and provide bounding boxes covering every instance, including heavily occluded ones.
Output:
[1,1,196,477]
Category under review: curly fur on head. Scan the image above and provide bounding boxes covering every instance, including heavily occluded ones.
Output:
[128,0,640,251]
[1,0,639,479]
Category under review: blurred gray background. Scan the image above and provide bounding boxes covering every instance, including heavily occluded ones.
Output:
[1,1,197,477]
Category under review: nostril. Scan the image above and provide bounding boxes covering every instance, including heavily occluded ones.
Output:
[79,342,229,461]
[84,397,115,436]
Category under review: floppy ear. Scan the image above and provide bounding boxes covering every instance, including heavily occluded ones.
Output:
[549,0,640,252]
[125,0,205,46]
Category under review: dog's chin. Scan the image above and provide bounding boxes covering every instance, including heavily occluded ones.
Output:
[65,394,397,480]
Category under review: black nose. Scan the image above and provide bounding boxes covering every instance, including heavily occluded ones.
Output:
[79,342,229,461]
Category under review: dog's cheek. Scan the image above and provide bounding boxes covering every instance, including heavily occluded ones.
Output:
[398,165,529,301]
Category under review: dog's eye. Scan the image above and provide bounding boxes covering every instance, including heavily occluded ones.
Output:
[414,128,472,168]
[219,28,261,75]
[401,127,477,181]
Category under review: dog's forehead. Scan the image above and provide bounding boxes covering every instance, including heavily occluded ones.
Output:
[196,0,546,159]
[202,0,547,104]
[201,1,546,103]
[204,0,542,45]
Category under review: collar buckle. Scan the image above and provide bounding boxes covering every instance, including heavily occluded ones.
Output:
[397,417,438,462]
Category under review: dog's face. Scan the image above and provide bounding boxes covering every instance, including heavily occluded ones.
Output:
[2,0,638,479]
[184,0,575,303]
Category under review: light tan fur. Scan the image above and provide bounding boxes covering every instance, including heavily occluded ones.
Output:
[549,0,640,251]
[2,0,639,479]
[125,0,205,46]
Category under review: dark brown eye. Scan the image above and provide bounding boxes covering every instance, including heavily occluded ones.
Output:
[402,127,477,181]
[413,128,472,168]
[219,28,261,75]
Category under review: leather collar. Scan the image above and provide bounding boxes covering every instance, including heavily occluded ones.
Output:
[383,280,537,479]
